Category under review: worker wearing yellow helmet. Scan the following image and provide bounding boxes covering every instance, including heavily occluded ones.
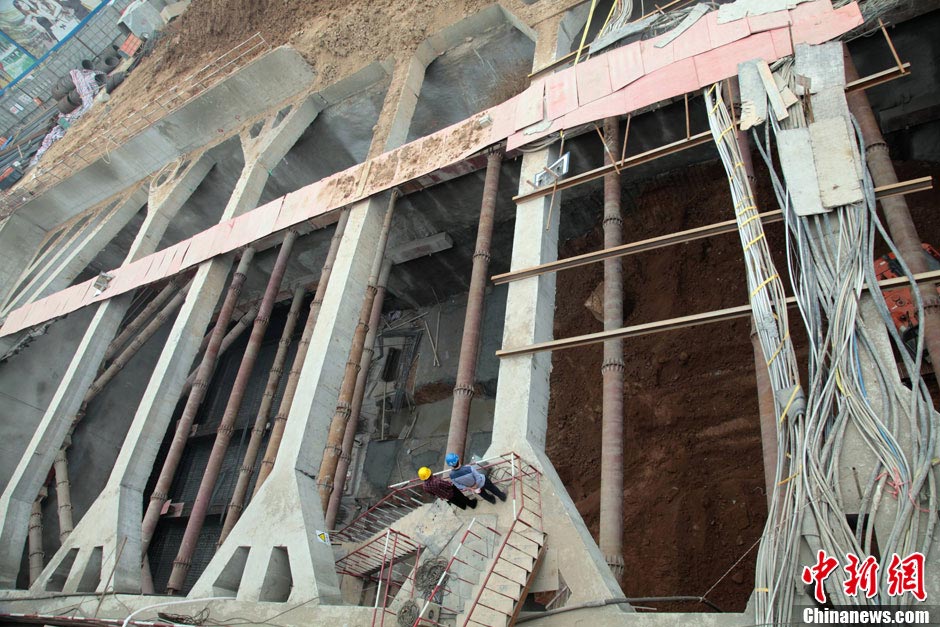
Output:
[417,466,476,510]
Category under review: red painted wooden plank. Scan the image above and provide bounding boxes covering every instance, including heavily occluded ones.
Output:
[514,79,545,131]
[227,199,283,250]
[544,68,579,119]
[142,248,173,284]
[694,31,778,88]
[789,0,833,23]
[276,184,321,231]
[771,27,793,58]
[209,219,237,257]
[163,240,192,277]
[747,10,790,34]
[705,10,751,48]
[1,304,28,334]
[607,41,644,91]
[623,57,700,112]
[61,282,91,314]
[791,2,863,46]
[180,227,220,270]
[672,16,713,61]
[95,256,152,300]
[575,53,613,106]
[640,33,675,74]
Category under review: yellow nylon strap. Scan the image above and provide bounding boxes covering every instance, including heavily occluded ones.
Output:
[766,331,790,367]
[750,274,779,299]
[745,232,766,251]
[778,386,800,424]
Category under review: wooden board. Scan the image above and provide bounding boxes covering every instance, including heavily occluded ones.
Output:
[574,54,613,106]
[606,42,644,92]
[694,32,778,88]
[810,116,863,208]
[544,68,579,120]
[514,79,546,131]
[777,128,827,216]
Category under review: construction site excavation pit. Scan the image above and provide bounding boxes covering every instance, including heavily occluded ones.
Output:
[3,1,940,625]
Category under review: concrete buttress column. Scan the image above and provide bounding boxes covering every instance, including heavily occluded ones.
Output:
[0,153,216,589]
[486,20,626,603]
[189,197,387,604]
[25,101,317,594]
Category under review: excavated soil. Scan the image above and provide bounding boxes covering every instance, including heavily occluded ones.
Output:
[546,157,940,612]
[33,0,569,173]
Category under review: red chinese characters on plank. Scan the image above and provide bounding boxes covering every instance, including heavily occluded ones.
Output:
[802,550,927,603]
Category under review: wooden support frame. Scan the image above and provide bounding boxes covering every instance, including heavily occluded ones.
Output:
[493,177,933,285]
[496,269,940,358]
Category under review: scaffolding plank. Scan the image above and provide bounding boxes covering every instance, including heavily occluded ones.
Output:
[544,68,579,120]
[606,41,644,92]
[777,127,826,216]
[575,54,613,106]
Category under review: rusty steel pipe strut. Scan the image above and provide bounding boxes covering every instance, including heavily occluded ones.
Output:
[181,306,259,397]
[598,117,625,581]
[140,249,255,557]
[253,209,351,495]
[167,230,299,594]
[27,486,47,584]
[29,278,193,556]
[103,276,188,363]
[445,150,502,461]
[731,78,779,504]
[844,46,940,370]
[53,436,74,543]
[318,192,400,510]
[85,283,192,402]
[218,286,306,545]
[325,258,392,530]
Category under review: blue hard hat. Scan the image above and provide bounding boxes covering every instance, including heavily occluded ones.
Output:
[445,452,460,467]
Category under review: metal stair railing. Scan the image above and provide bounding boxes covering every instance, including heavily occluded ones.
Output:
[334,529,424,627]
[460,454,545,627]
[413,519,502,626]
[334,454,526,544]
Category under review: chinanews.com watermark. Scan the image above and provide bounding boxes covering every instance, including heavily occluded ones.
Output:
[800,607,932,624]
[798,550,932,625]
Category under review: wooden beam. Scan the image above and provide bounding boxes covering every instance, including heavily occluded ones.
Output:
[493,177,933,285]
[496,269,940,358]
[845,62,911,92]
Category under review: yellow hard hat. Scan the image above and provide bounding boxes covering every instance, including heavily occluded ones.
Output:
[418,467,432,481]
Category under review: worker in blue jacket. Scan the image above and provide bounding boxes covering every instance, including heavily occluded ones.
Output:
[445,453,507,504]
